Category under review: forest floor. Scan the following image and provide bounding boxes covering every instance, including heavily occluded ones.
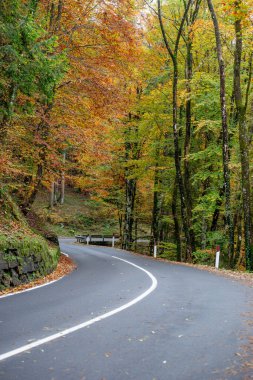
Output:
[122,249,253,288]
[166,260,253,287]
[32,186,119,237]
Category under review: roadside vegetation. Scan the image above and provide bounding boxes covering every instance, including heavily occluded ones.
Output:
[0,0,253,288]
[32,186,119,237]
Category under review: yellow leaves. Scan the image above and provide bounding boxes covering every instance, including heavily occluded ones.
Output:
[194,119,221,137]
[221,0,253,24]
[192,19,216,55]
[178,86,189,107]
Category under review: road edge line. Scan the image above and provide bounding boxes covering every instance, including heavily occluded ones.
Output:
[0,252,70,299]
[0,256,157,361]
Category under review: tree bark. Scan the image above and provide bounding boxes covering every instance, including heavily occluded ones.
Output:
[151,163,160,244]
[157,0,194,261]
[21,162,44,214]
[233,196,243,266]
[172,177,182,261]
[184,0,201,225]
[122,120,140,250]
[184,40,193,216]
[122,177,136,250]
[233,1,253,270]
[60,150,66,205]
[20,102,53,214]
[207,0,234,263]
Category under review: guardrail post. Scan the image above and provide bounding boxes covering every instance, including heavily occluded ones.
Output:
[215,245,220,269]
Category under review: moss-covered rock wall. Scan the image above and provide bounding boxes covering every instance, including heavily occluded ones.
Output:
[0,188,60,290]
[0,236,60,290]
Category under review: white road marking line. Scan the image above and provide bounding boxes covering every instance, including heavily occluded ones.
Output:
[0,278,63,300]
[0,256,158,362]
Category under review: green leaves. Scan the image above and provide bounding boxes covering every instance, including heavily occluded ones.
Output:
[0,0,67,119]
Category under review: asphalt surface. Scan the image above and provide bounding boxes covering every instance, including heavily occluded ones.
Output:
[0,238,252,380]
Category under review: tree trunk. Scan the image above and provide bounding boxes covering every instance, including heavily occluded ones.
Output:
[184,40,193,217]
[151,165,160,244]
[184,0,201,227]
[157,0,194,262]
[122,121,139,250]
[172,64,193,261]
[60,150,66,205]
[233,197,243,267]
[207,0,234,263]
[210,184,226,232]
[21,162,44,214]
[233,1,253,270]
[172,177,181,261]
[122,177,136,250]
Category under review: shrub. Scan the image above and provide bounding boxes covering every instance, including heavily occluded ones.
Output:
[158,242,177,261]
[192,249,215,265]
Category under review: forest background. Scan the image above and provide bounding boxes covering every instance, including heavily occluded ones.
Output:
[1,0,253,274]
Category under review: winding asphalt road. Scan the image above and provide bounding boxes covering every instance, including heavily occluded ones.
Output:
[0,238,252,380]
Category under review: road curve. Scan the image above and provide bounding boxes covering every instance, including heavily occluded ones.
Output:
[0,238,252,380]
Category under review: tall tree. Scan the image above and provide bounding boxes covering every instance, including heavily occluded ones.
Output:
[157,0,194,261]
[233,0,252,270]
[183,0,201,224]
[207,0,234,263]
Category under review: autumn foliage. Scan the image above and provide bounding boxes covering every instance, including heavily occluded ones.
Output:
[1,0,253,270]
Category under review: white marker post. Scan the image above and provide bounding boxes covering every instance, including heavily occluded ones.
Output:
[154,244,157,259]
[215,245,220,269]
[86,235,90,245]
[112,235,115,248]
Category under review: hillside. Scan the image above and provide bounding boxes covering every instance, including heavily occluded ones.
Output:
[32,186,120,237]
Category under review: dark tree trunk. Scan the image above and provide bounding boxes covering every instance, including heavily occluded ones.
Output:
[151,163,160,244]
[172,177,181,261]
[210,187,224,232]
[184,40,193,216]
[207,0,234,263]
[21,163,44,215]
[122,177,136,250]
[184,0,201,225]
[233,1,253,270]
[122,117,140,250]
[60,150,66,205]
[233,196,243,266]
[157,0,194,262]
[20,102,53,214]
